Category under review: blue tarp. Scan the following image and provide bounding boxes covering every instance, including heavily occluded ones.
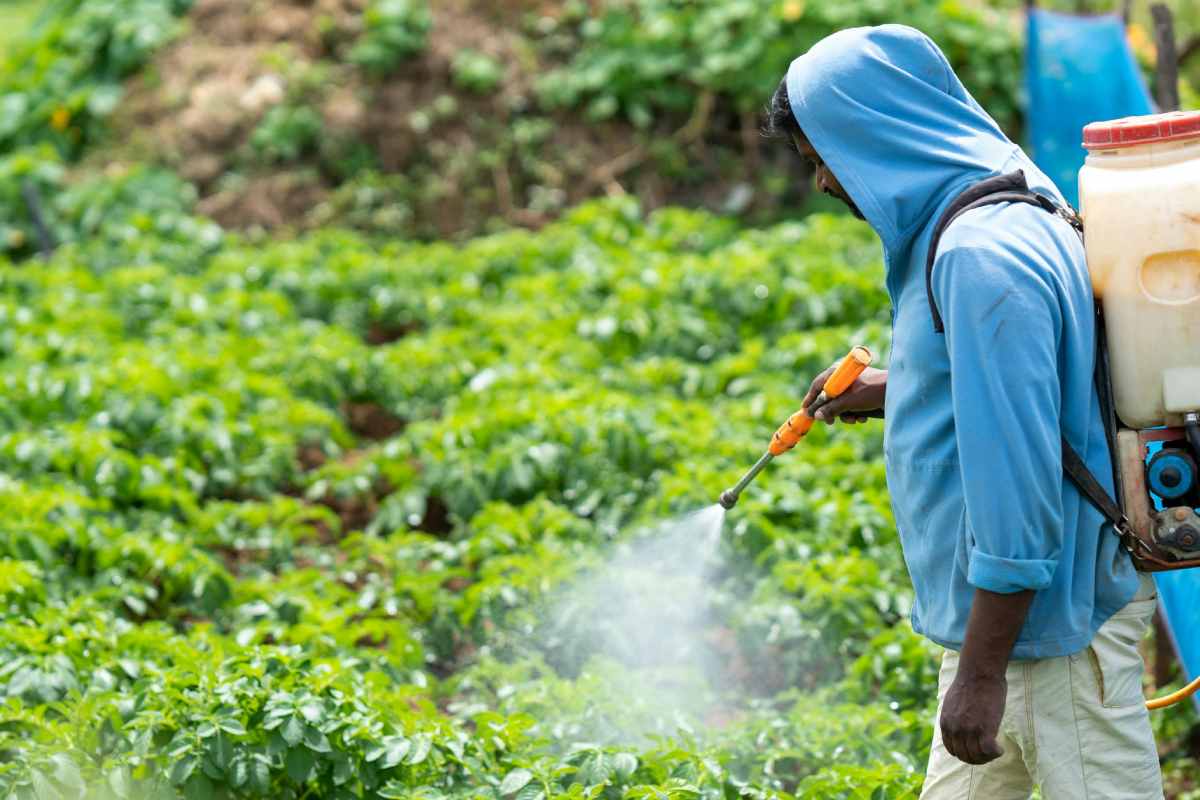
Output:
[1156,570,1200,710]
[1025,9,1154,207]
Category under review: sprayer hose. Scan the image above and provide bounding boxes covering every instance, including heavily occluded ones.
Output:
[1146,674,1200,711]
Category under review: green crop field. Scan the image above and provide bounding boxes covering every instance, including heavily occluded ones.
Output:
[0,167,934,795]
[0,1,1198,798]
[2,166,1195,800]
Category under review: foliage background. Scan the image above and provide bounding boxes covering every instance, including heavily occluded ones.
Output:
[0,1,1198,798]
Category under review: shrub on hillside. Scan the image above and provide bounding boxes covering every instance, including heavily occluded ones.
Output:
[350,0,432,77]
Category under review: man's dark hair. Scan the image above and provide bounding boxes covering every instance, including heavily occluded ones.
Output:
[765,78,802,143]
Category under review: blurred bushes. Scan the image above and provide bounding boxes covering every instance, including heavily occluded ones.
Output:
[0,0,193,157]
[538,0,1022,134]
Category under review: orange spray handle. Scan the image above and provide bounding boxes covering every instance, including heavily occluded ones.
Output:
[768,346,873,456]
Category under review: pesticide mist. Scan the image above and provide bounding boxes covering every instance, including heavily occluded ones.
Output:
[539,505,728,742]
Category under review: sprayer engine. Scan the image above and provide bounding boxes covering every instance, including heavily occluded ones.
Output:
[1113,411,1200,568]
[1144,437,1200,559]
[1147,446,1200,507]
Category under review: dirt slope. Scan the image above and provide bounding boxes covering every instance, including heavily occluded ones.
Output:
[100,0,804,238]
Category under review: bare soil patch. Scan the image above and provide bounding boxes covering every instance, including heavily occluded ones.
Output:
[98,0,795,238]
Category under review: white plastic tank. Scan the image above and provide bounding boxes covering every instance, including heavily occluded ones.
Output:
[1079,111,1200,429]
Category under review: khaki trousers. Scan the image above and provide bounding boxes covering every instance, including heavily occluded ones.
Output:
[921,573,1163,800]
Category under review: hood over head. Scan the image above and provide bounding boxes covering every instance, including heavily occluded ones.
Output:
[786,25,1057,265]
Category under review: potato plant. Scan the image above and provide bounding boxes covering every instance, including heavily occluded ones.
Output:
[0,153,1192,797]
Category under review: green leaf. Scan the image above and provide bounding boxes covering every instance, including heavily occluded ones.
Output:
[515,784,545,800]
[281,715,305,747]
[613,753,638,780]
[31,771,56,800]
[183,773,214,800]
[209,732,234,771]
[380,739,410,769]
[298,701,323,723]
[406,733,432,765]
[107,766,132,799]
[231,758,250,788]
[216,717,247,736]
[286,748,314,783]
[332,754,353,786]
[48,755,83,793]
[251,756,271,793]
[169,756,197,786]
[580,754,612,786]
[377,781,407,800]
[304,725,332,753]
[500,769,533,796]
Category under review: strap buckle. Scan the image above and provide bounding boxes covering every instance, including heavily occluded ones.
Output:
[1115,516,1140,551]
[1055,205,1084,233]
[1115,516,1162,562]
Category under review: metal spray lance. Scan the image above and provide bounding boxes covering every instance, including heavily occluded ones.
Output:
[719,346,874,509]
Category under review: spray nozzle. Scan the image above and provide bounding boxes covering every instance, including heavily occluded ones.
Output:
[717,345,873,510]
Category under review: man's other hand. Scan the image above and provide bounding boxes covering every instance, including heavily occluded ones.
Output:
[939,672,1006,765]
[803,365,887,424]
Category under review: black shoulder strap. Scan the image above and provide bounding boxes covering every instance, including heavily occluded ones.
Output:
[925,170,1081,333]
[923,171,1133,551]
[1061,435,1130,535]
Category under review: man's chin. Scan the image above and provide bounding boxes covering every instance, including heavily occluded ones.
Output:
[824,190,865,221]
[841,197,866,220]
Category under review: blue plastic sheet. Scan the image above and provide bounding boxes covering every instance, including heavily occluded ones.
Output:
[1025,9,1154,207]
[1155,571,1200,712]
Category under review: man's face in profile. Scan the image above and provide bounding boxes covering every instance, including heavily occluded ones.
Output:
[790,131,865,220]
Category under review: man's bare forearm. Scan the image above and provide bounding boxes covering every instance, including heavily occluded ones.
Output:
[938,587,1035,764]
[959,588,1035,679]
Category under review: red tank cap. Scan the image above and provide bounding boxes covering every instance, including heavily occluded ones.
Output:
[1083,110,1200,150]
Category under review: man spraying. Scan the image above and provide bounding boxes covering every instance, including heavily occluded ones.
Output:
[769,25,1163,798]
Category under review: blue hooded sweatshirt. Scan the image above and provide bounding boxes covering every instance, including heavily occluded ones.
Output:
[786,25,1138,659]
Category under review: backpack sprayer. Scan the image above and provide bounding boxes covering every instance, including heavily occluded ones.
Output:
[718,346,872,510]
[1079,111,1200,711]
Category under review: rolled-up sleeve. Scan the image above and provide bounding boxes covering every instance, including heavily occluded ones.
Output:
[933,243,1065,594]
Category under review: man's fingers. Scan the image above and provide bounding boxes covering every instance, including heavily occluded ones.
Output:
[957,730,1003,766]
[941,719,1002,766]
[814,396,850,423]
[939,680,1005,765]
[961,730,985,765]
[979,735,1004,764]
[940,719,961,762]
[947,732,967,764]
[802,366,835,410]
[943,724,977,765]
